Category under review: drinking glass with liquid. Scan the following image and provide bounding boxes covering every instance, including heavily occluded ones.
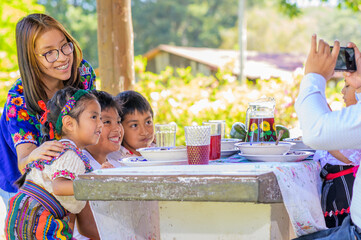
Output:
[203,122,221,160]
[184,126,211,165]
[155,123,177,147]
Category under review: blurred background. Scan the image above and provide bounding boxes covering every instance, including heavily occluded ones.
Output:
[1,0,360,143]
[2,1,361,237]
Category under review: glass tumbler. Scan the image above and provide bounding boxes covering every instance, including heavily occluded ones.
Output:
[155,123,177,147]
[202,122,222,160]
[184,126,211,165]
[208,120,226,138]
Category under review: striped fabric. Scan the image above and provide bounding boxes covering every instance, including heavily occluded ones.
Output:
[19,180,67,219]
[321,164,356,228]
[5,182,74,239]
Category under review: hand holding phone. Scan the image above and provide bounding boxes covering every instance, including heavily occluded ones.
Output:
[331,46,357,72]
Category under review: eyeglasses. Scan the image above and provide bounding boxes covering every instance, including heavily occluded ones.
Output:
[37,42,74,63]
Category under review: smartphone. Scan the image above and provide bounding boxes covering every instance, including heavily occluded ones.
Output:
[330,46,357,72]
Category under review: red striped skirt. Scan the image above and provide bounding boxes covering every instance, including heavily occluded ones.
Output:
[5,181,74,240]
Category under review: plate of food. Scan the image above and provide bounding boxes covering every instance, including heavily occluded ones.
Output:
[119,156,188,167]
[282,137,314,151]
[239,151,313,162]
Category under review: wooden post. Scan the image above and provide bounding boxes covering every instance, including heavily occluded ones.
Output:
[238,0,246,81]
[96,0,135,95]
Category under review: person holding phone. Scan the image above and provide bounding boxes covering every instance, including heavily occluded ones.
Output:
[293,34,361,239]
[312,80,361,228]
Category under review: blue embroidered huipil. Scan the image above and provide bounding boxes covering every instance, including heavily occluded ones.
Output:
[0,59,96,192]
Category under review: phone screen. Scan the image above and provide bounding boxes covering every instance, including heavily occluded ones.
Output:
[331,46,356,72]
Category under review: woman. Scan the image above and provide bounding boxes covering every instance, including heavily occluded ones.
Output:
[0,13,97,237]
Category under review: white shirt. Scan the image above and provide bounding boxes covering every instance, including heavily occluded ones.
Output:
[72,150,122,240]
[82,150,123,169]
[295,73,361,228]
[313,148,361,167]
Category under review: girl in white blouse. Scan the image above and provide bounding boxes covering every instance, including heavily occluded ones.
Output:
[5,87,102,239]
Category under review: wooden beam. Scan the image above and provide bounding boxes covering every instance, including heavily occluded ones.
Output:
[96,0,135,94]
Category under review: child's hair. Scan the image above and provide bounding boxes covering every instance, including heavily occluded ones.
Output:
[41,87,97,143]
[15,87,96,188]
[16,13,84,116]
[115,90,153,120]
[90,90,123,115]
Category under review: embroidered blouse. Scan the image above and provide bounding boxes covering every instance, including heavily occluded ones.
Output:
[0,59,96,192]
[25,139,92,214]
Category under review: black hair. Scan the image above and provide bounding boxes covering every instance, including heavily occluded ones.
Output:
[15,86,96,188]
[90,90,122,116]
[41,86,97,142]
[115,90,153,121]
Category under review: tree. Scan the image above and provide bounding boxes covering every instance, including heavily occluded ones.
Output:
[131,0,239,55]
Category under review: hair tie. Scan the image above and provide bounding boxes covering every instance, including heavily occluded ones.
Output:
[55,89,89,133]
[48,122,55,140]
[38,100,56,140]
[38,100,49,124]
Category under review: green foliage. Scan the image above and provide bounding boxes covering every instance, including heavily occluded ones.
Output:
[131,0,239,55]
[39,0,99,68]
[278,0,302,17]
[0,0,44,110]
[133,57,305,145]
[0,0,44,72]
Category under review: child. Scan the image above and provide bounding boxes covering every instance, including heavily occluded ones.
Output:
[313,80,361,228]
[72,90,123,240]
[83,90,124,169]
[108,90,155,159]
[71,90,123,240]
[5,87,102,239]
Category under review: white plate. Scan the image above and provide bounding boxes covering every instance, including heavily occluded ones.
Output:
[235,142,294,155]
[221,138,242,151]
[137,146,187,161]
[239,151,313,162]
[119,156,188,167]
[221,149,239,157]
[282,138,313,150]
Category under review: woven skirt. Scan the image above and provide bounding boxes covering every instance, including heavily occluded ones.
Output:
[321,164,356,228]
[5,192,74,240]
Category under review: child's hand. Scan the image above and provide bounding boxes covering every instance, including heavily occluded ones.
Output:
[101,161,115,169]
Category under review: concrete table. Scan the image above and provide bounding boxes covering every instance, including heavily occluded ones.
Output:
[74,164,298,240]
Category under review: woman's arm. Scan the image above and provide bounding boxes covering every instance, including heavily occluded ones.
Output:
[52,177,74,196]
[76,202,100,240]
[16,141,65,172]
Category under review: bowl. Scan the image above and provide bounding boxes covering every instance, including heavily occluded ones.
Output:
[221,138,242,151]
[234,142,294,155]
[137,146,187,161]
[282,137,313,150]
